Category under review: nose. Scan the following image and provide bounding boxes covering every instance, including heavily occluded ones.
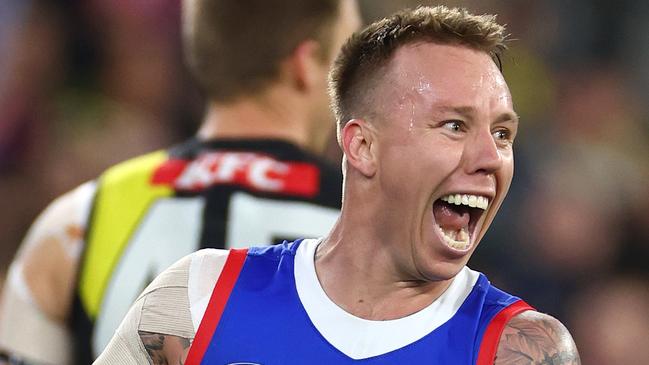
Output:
[462,128,503,175]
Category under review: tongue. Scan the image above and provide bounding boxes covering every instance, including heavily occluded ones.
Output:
[433,200,470,231]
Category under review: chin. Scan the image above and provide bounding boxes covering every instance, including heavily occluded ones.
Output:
[416,243,471,282]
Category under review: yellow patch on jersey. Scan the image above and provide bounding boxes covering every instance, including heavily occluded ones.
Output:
[78,151,173,318]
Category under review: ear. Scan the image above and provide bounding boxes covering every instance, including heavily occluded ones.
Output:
[341,119,377,177]
[284,40,324,92]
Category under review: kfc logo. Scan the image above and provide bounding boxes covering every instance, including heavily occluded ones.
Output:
[152,152,320,197]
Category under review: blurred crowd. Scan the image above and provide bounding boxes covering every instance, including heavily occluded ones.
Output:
[1,0,648,364]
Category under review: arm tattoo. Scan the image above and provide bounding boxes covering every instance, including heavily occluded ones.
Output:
[139,331,192,365]
[494,311,581,365]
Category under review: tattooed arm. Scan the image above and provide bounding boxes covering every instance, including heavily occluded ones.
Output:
[495,311,580,365]
[139,332,191,365]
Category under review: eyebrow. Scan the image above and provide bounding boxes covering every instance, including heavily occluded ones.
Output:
[437,106,519,124]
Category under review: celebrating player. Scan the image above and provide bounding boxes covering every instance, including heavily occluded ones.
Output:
[94,5,580,365]
[0,0,361,363]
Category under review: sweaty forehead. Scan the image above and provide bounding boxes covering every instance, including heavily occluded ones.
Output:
[382,42,512,106]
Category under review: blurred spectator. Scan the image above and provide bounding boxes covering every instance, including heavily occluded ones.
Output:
[0,0,199,277]
[0,1,68,277]
[570,276,649,365]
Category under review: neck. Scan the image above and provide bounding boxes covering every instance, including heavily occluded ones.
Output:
[315,183,453,320]
[197,88,323,154]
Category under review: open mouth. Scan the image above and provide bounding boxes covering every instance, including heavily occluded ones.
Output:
[432,194,489,251]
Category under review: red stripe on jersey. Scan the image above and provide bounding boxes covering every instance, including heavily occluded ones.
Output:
[150,152,320,198]
[476,300,534,365]
[185,248,248,365]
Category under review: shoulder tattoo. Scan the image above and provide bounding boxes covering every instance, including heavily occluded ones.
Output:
[139,331,192,365]
[494,311,581,365]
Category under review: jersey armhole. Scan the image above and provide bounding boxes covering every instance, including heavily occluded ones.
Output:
[185,248,248,365]
[476,300,534,365]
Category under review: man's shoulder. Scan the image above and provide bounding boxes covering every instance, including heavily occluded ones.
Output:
[188,248,231,286]
[466,269,525,312]
[141,249,230,295]
[35,180,97,230]
[15,179,96,266]
[99,149,169,184]
[495,311,581,364]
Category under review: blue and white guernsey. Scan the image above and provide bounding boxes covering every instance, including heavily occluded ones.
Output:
[186,239,532,365]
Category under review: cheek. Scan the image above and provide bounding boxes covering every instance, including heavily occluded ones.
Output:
[498,153,515,192]
[387,146,459,195]
[379,132,463,188]
[377,146,425,203]
[423,139,464,183]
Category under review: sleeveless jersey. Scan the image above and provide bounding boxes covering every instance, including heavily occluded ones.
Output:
[186,240,533,365]
[70,139,343,364]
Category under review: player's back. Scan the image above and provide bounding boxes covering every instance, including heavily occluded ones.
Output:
[71,138,342,363]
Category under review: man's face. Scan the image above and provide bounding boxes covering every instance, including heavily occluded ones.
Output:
[369,42,517,281]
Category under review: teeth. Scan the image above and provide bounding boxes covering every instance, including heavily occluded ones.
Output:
[439,227,470,250]
[440,193,489,210]
[457,228,469,242]
[479,197,488,209]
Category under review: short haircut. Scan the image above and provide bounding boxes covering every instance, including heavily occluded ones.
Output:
[329,6,508,128]
[184,0,341,102]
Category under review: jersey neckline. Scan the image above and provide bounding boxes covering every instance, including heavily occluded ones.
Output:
[293,238,480,360]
